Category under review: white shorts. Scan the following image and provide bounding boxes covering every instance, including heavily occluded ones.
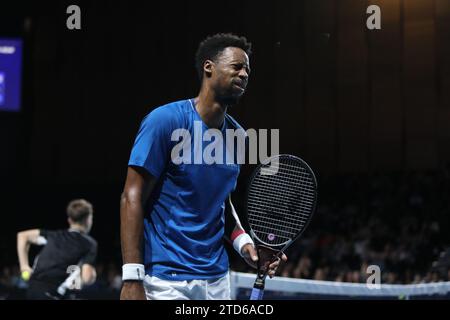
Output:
[143,272,231,300]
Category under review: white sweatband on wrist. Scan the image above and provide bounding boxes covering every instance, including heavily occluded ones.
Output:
[233,233,254,257]
[122,263,145,281]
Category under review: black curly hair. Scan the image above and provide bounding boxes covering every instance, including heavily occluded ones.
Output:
[195,33,252,81]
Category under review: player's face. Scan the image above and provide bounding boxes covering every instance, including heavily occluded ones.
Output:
[211,47,250,104]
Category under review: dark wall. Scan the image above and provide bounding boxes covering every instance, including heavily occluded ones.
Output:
[19,0,450,186]
[25,0,303,185]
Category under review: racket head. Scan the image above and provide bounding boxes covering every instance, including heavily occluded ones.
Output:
[245,154,318,248]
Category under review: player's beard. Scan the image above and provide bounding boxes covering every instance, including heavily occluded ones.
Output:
[218,87,244,107]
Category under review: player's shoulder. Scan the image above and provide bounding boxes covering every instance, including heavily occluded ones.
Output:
[82,234,98,248]
[143,98,192,124]
[76,232,98,249]
[39,228,58,238]
[43,229,78,241]
[225,113,245,131]
[43,228,67,236]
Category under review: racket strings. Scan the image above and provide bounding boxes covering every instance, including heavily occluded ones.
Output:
[258,167,316,196]
[249,179,315,204]
[247,156,316,246]
[248,197,311,222]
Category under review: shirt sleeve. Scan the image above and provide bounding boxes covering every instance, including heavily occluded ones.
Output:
[128,107,175,179]
[37,229,51,245]
[39,229,52,239]
[80,240,97,266]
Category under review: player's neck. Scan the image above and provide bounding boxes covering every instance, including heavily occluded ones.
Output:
[69,225,88,234]
[195,88,227,129]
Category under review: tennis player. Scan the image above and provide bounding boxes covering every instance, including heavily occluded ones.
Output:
[120,33,287,300]
[17,199,97,299]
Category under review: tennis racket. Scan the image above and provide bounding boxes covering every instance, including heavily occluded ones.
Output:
[246,154,318,300]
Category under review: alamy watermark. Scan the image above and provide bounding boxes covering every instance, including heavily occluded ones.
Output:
[60,265,82,292]
[66,5,381,31]
[366,5,381,30]
[366,264,381,289]
[170,121,280,174]
[66,5,81,30]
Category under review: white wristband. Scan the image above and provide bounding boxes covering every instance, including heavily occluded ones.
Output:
[233,233,254,257]
[122,263,145,281]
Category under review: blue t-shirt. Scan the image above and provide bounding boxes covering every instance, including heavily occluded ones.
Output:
[128,98,243,280]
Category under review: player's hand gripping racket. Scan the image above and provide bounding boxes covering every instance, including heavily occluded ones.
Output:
[246,154,318,300]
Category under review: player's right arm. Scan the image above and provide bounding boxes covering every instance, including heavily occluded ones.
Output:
[120,165,157,300]
[16,229,47,277]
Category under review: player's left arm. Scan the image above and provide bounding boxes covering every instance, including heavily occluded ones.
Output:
[226,196,287,277]
[81,264,96,285]
[16,229,47,277]
[80,240,98,285]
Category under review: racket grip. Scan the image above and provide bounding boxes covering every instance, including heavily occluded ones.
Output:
[250,287,264,300]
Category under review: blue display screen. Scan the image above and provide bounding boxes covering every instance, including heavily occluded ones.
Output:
[0,38,23,112]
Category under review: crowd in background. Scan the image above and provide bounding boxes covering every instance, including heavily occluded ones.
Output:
[2,167,450,299]
[233,167,450,284]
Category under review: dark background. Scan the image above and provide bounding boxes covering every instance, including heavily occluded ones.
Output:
[1,0,450,278]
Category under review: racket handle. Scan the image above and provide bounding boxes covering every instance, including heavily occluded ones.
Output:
[250,287,264,300]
